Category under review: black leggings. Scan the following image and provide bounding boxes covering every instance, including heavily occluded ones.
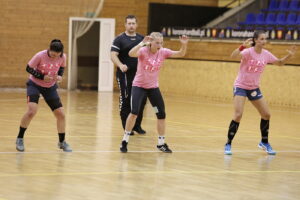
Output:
[116,71,146,129]
[131,86,165,119]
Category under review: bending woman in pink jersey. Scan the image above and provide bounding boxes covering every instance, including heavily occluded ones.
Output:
[16,39,72,152]
[120,32,188,153]
[224,30,297,155]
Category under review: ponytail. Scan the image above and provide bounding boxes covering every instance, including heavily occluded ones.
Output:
[49,39,64,57]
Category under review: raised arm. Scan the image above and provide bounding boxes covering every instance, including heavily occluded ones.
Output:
[272,45,297,66]
[231,38,252,59]
[169,35,189,58]
[129,36,152,57]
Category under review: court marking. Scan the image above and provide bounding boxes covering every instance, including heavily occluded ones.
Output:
[0,135,299,140]
[1,94,299,114]
[0,170,300,178]
[0,135,298,138]
[0,150,299,154]
[1,115,300,140]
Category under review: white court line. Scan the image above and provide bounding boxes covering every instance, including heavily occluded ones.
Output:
[0,150,300,154]
[1,94,299,114]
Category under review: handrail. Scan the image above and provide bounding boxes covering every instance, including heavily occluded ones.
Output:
[224,0,241,7]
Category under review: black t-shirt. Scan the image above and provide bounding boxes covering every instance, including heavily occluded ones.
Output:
[111,32,144,74]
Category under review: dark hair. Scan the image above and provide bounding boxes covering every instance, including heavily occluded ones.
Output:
[49,39,64,56]
[125,15,137,23]
[252,30,265,46]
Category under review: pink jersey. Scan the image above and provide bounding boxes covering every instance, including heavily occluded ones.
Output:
[234,47,278,90]
[28,50,66,88]
[133,47,173,88]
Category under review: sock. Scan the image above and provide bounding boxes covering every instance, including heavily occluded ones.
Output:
[17,126,27,138]
[122,130,131,142]
[58,133,65,143]
[226,120,240,145]
[158,136,165,145]
[260,119,269,143]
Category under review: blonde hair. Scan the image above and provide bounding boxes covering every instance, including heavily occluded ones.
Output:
[150,32,163,39]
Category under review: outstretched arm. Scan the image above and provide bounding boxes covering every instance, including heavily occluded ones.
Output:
[169,35,189,58]
[273,45,297,66]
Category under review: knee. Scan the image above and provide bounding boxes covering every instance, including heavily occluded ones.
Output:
[131,108,139,116]
[26,109,37,118]
[233,112,243,121]
[156,112,166,119]
[54,109,65,120]
[262,112,271,120]
[129,113,138,119]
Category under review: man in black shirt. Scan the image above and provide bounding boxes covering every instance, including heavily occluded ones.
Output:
[111,15,147,135]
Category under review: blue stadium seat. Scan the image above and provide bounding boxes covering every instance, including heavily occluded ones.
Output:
[265,13,276,25]
[238,13,256,26]
[296,14,300,25]
[287,0,300,11]
[275,13,286,25]
[255,13,266,25]
[262,0,278,12]
[276,0,289,11]
[286,13,297,25]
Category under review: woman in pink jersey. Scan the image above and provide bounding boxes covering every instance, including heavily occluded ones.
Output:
[224,30,297,155]
[120,32,189,153]
[16,39,72,152]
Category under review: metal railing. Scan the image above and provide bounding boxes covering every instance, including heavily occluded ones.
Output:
[225,0,241,7]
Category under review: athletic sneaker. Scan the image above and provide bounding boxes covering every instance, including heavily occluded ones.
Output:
[120,140,128,153]
[58,141,72,152]
[16,138,25,152]
[224,143,232,155]
[157,143,172,153]
[133,126,146,134]
[258,142,276,155]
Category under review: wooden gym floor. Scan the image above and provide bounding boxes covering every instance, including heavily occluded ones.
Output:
[0,89,299,200]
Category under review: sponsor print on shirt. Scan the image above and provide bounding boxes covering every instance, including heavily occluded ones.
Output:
[247,59,266,73]
[144,58,162,72]
[39,63,60,76]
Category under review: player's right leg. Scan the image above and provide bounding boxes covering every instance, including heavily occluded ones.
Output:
[224,87,247,155]
[16,80,40,152]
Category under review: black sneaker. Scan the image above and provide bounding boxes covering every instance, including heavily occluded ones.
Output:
[129,131,134,136]
[120,140,128,153]
[157,143,172,153]
[133,126,146,134]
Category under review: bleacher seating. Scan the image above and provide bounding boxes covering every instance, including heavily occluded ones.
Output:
[276,0,289,11]
[237,0,300,30]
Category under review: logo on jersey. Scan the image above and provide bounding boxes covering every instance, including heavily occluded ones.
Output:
[251,91,257,97]
[144,58,162,72]
[39,63,60,75]
[247,60,266,73]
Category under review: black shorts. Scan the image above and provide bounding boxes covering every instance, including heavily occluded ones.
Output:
[233,87,263,101]
[26,80,62,111]
[131,86,165,119]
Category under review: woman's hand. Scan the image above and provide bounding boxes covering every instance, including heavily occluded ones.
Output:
[141,36,152,46]
[242,38,253,47]
[56,75,63,83]
[44,75,53,83]
[179,35,189,44]
[286,45,297,56]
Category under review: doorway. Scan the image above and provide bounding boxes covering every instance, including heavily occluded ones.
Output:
[68,17,115,91]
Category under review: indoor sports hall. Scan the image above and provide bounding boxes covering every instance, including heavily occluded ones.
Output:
[0,0,299,199]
